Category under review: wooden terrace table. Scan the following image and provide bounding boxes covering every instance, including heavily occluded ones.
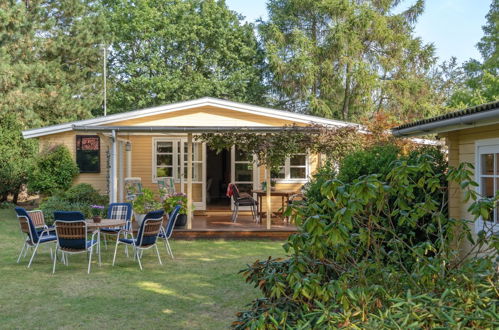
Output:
[252,189,297,222]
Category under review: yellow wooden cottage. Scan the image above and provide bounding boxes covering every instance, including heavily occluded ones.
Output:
[23,97,356,233]
[392,100,499,253]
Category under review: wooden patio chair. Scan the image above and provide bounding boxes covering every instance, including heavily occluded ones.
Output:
[26,209,53,231]
[52,217,100,274]
[158,205,181,259]
[112,210,164,270]
[14,207,57,267]
[228,183,258,223]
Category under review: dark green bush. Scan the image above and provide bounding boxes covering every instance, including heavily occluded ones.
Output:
[63,183,108,205]
[234,156,498,329]
[337,144,400,183]
[28,145,79,196]
[39,183,107,223]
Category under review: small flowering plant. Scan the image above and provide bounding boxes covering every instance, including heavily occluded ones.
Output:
[91,205,105,217]
[163,192,193,215]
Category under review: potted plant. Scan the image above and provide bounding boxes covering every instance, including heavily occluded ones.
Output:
[91,205,104,223]
[162,192,193,228]
[132,188,162,226]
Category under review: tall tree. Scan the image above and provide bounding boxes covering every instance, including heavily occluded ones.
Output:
[260,0,438,122]
[0,0,107,128]
[104,0,266,113]
[449,0,498,107]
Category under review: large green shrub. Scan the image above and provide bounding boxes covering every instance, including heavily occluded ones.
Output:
[234,155,498,328]
[0,113,37,203]
[39,183,107,223]
[29,145,79,195]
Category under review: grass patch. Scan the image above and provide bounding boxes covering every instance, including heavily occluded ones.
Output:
[0,209,285,329]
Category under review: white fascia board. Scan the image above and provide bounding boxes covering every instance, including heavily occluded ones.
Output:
[22,97,356,139]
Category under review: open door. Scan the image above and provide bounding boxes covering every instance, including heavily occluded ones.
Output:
[230,146,259,211]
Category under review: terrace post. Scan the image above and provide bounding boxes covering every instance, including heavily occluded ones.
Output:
[187,133,193,229]
[266,165,271,230]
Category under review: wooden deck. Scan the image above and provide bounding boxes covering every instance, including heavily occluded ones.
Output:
[172,210,297,239]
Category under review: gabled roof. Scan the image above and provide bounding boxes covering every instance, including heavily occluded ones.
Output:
[22,97,355,138]
[392,100,499,137]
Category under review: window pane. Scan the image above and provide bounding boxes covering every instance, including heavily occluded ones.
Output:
[273,166,285,179]
[235,163,253,182]
[235,148,252,162]
[157,167,172,177]
[157,154,172,166]
[182,163,203,181]
[183,142,202,161]
[481,177,494,197]
[481,154,494,175]
[157,141,173,153]
[290,167,306,179]
[290,155,306,166]
[236,183,253,194]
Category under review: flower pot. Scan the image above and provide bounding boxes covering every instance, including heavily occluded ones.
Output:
[92,216,102,223]
[134,212,147,226]
[175,214,187,228]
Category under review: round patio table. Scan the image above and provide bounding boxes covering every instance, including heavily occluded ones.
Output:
[85,219,127,257]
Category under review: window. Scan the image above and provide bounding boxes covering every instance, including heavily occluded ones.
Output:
[76,135,100,173]
[273,153,308,182]
[476,140,499,234]
[233,148,254,194]
[153,139,202,183]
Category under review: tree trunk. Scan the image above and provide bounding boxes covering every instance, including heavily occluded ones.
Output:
[342,63,351,120]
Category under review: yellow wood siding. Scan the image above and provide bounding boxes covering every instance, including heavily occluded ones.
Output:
[107,106,305,127]
[442,123,499,255]
[38,132,110,194]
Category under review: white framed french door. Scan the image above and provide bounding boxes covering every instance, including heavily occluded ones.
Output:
[230,146,259,211]
[153,137,206,210]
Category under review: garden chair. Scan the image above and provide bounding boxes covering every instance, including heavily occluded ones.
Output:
[112,209,164,270]
[100,203,132,249]
[157,177,175,200]
[52,217,100,274]
[227,183,258,223]
[158,205,181,259]
[14,207,57,267]
[125,177,143,201]
[27,209,53,231]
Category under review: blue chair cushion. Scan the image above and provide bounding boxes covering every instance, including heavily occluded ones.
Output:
[37,234,57,244]
[59,239,97,250]
[119,235,157,246]
[100,228,121,234]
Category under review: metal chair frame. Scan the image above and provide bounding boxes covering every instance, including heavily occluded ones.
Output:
[52,220,100,274]
[112,214,164,270]
[100,203,133,251]
[230,183,258,223]
[159,205,181,259]
[15,209,56,268]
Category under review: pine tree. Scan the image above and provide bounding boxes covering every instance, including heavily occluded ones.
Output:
[260,0,438,121]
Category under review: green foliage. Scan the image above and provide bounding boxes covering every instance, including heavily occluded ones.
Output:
[29,145,79,196]
[448,0,498,107]
[163,192,189,215]
[0,0,108,128]
[260,0,439,121]
[63,183,108,205]
[103,0,266,112]
[39,183,108,223]
[133,188,162,214]
[0,113,37,203]
[234,155,498,328]
[338,144,401,183]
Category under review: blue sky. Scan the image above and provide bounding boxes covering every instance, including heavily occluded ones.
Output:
[225,0,491,64]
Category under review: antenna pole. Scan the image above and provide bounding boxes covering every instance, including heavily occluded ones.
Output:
[103,46,107,116]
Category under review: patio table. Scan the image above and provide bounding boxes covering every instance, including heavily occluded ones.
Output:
[252,189,297,222]
[85,219,127,255]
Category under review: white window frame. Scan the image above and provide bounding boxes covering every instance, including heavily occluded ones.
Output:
[152,137,203,184]
[475,138,499,235]
[274,153,310,183]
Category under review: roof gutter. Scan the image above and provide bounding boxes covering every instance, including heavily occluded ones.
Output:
[72,125,321,133]
[392,108,499,137]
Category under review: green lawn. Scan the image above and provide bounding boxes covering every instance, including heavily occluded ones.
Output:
[0,208,285,329]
